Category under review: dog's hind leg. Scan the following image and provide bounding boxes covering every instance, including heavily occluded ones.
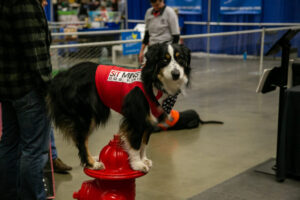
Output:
[84,139,105,170]
[86,119,104,170]
[76,119,105,170]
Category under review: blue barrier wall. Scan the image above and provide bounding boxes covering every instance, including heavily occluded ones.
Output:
[127,0,300,55]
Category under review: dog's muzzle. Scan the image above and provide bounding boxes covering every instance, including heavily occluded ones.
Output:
[171,69,180,80]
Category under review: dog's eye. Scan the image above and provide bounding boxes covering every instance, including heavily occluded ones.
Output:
[162,54,170,64]
[162,59,169,64]
[177,58,186,66]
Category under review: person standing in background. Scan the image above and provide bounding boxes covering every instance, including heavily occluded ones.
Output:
[0,0,52,199]
[78,0,89,21]
[111,0,118,11]
[139,0,180,64]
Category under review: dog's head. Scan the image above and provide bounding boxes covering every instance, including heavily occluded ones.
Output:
[142,43,191,100]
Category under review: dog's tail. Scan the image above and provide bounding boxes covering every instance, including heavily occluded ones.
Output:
[199,118,224,125]
[179,109,224,125]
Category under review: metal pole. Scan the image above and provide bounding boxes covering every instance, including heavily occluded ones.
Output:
[287,59,294,89]
[50,38,143,49]
[182,25,300,39]
[125,0,128,29]
[51,29,135,37]
[207,0,211,55]
[185,21,300,26]
[50,0,53,22]
[259,28,265,75]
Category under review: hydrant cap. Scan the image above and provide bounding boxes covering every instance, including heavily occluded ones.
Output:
[84,134,145,180]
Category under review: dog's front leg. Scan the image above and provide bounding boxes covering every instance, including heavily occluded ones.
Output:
[121,135,149,173]
[121,87,154,173]
[129,148,150,173]
[140,142,152,169]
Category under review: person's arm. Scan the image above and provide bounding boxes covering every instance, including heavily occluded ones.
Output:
[172,34,180,44]
[12,2,52,84]
[143,30,150,45]
[139,31,149,64]
[168,8,180,44]
[139,9,151,64]
[139,44,146,64]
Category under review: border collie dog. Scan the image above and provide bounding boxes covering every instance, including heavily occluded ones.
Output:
[47,43,191,172]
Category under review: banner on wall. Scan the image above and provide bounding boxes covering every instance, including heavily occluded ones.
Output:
[121,31,141,55]
[166,0,202,14]
[220,0,262,15]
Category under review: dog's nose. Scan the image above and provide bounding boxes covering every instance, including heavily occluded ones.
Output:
[171,69,180,80]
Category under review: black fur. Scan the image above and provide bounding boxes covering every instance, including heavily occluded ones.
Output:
[142,44,165,105]
[121,87,153,149]
[169,110,224,130]
[47,62,110,165]
[47,43,191,167]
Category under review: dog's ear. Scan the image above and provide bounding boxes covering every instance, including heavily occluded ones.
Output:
[143,43,166,79]
[180,44,191,68]
[180,44,192,85]
[144,43,162,64]
[142,43,163,104]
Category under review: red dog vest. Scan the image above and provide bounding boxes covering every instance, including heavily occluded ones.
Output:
[95,65,163,118]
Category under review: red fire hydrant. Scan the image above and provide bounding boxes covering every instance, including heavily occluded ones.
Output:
[73,134,146,200]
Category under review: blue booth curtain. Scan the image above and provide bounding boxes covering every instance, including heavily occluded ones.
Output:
[208,0,262,55]
[127,0,300,55]
[127,0,150,29]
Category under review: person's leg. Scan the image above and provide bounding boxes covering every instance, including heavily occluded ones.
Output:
[14,90,51,200]
[50,127,72,173]
[0,103,2,137]
[0,101,20,200]
[50,128,57,160]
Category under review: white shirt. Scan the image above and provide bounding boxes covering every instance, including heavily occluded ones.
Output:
[144,6,180,45]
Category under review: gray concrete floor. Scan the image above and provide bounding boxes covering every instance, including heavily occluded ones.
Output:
[53,55,281,200]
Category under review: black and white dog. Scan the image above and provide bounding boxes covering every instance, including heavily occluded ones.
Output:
[46,43,191,172]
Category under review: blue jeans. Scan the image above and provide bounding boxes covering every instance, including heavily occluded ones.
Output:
[0,90,51,200]
[50,128,57,160]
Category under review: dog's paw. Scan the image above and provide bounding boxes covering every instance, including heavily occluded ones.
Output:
[92,156,99,162]
[142,158,153,168]
[88,161,105,170]
[131,161,149,173]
